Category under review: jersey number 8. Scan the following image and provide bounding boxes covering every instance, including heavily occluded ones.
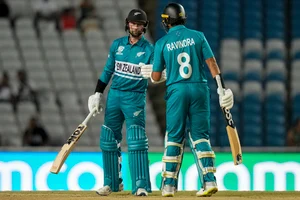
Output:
[178,52,192,79]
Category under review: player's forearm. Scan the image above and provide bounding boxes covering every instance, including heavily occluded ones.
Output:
[151,71,162,81]
[207,58,234,112]
[206,57,225,88]
[205,57,220,78]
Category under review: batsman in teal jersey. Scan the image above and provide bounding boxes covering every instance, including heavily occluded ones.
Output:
[88,9,153,196]
[141,3,234,198]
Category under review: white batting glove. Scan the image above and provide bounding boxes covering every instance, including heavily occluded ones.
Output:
[217,88,234,110]
[88,92,103,116]
[140,64,167,83]
[140,64,153,79]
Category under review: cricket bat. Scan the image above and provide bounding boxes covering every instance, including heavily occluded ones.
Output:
[50,107,97,174]
[220,107,242,165]
[216,76,242,165]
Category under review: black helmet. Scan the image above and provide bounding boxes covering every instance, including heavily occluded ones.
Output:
[125,9,148,33]
[161,3,186,31]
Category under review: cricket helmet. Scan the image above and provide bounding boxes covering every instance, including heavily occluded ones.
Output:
[161,3,186,31]
[125,8,148,33]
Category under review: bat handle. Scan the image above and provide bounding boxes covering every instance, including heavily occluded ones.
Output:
[215,75,225,96]
[82,107,98,126]
[216,75,233,114]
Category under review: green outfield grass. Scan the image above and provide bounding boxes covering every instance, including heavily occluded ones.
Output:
[0,191,300,200]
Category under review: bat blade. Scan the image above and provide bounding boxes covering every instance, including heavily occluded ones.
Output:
[226,126,242,165]
[222,107,243,165]
[50,124,87,174]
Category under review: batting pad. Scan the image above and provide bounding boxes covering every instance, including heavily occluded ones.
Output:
[187,133,216,185]
[161,134,185,188]
[127,125,151,194]
[100,125,121,192]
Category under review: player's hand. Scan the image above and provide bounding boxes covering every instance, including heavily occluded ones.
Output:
[218,88,234,110]
[88,92,103,116]
[150,69,167,84]
[140,63,167,83]
[140,64,153,79]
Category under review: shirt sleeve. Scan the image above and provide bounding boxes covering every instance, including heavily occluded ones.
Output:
[99,41,116,84]
[201,33,214,60]
[152,41,165,72]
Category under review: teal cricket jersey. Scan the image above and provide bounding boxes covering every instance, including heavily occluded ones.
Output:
[152,25,214,86]
[100,36,153,92]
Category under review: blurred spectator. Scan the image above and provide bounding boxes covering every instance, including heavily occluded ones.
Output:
[0,0,10,18]
[33,0,60,34]
[60,7,76,30]
[287,118,300,146]
[79,0,96,20]
[78,0,99,30]
[0,71,13,103]
[22,117,49,146]
[80,17,100,32]
[13,69,40,112]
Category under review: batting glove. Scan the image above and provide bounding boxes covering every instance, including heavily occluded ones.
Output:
[218,88,234,110]
[140,64,166,83]
[88,92,103,116]
[140,64,153,79]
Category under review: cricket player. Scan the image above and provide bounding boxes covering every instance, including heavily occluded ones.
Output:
[88,9,155,196]
[141,3,234,197]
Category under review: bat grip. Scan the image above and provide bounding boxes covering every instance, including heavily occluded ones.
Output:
[215,75,225,96]
[82,107,97,125]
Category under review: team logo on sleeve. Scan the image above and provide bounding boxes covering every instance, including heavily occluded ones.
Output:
[133,109,143,117]
[136,52,145,57]
[116,46,125,55]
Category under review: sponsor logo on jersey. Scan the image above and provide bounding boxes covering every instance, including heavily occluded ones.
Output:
[136,52,146,57]
[166,38,195,51]
[114,61,142,80]
[116,46,125,55]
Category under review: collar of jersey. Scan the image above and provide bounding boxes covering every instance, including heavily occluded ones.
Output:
[168,25,186,33]
[126,35,145,46]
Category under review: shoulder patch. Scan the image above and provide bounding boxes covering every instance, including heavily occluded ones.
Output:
[116,46,124,55]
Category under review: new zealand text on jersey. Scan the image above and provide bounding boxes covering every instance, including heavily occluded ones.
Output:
[166,38,195,51]
[115,61,141,76]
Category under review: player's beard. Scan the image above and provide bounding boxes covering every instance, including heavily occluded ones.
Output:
[129,29,143,38]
